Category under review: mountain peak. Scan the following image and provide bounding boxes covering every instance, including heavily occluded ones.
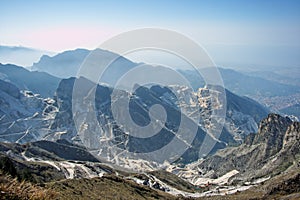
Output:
[253,113,292,157]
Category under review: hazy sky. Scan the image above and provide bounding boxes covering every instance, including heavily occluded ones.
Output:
[1,0,300,67]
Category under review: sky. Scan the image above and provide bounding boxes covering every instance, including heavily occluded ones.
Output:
[1,0,300,68]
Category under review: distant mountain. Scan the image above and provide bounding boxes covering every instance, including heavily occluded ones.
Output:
[0,63,60,97]
[248,70,300,87]
[31,49,90,78]
[219,68,300,97]
[280,103,300,120]
[31,48,137,84]
[219,68,300,118]
[30,47,299,100]
[246,65,300,80]
[0,45,55,67]
[179,68,300,98]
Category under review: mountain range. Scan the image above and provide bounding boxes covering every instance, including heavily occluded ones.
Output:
[0,47,299,199]
[0,72,268,163]
[29,48,300,119]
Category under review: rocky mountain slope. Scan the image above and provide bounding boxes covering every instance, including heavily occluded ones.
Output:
[4,55,298,199]
[0,62,297,197]
[47,77,268,164]
[0,113,299,199]
[0,79,57,143]
[175,114,300,186]
[0,139,199,198]
[47,77,226,165]
[0,71,268,165]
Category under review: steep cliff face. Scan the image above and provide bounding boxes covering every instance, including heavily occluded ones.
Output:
[252,114,292,158]
[283,122,300,151]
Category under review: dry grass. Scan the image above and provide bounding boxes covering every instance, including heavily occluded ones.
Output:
[0,171,57,200]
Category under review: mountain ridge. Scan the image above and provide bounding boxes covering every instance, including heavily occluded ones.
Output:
[0,63,61,97]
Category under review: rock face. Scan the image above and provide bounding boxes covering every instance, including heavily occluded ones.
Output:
[43,77,268,165]
[187,113,300,182]
[252,114,292,157]
[160,85,268,145]
[0,80,57,143]
[0,73,268,165]
[47,77,227,164]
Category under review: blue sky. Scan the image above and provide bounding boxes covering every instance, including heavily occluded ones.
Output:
[1,0,300,67]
